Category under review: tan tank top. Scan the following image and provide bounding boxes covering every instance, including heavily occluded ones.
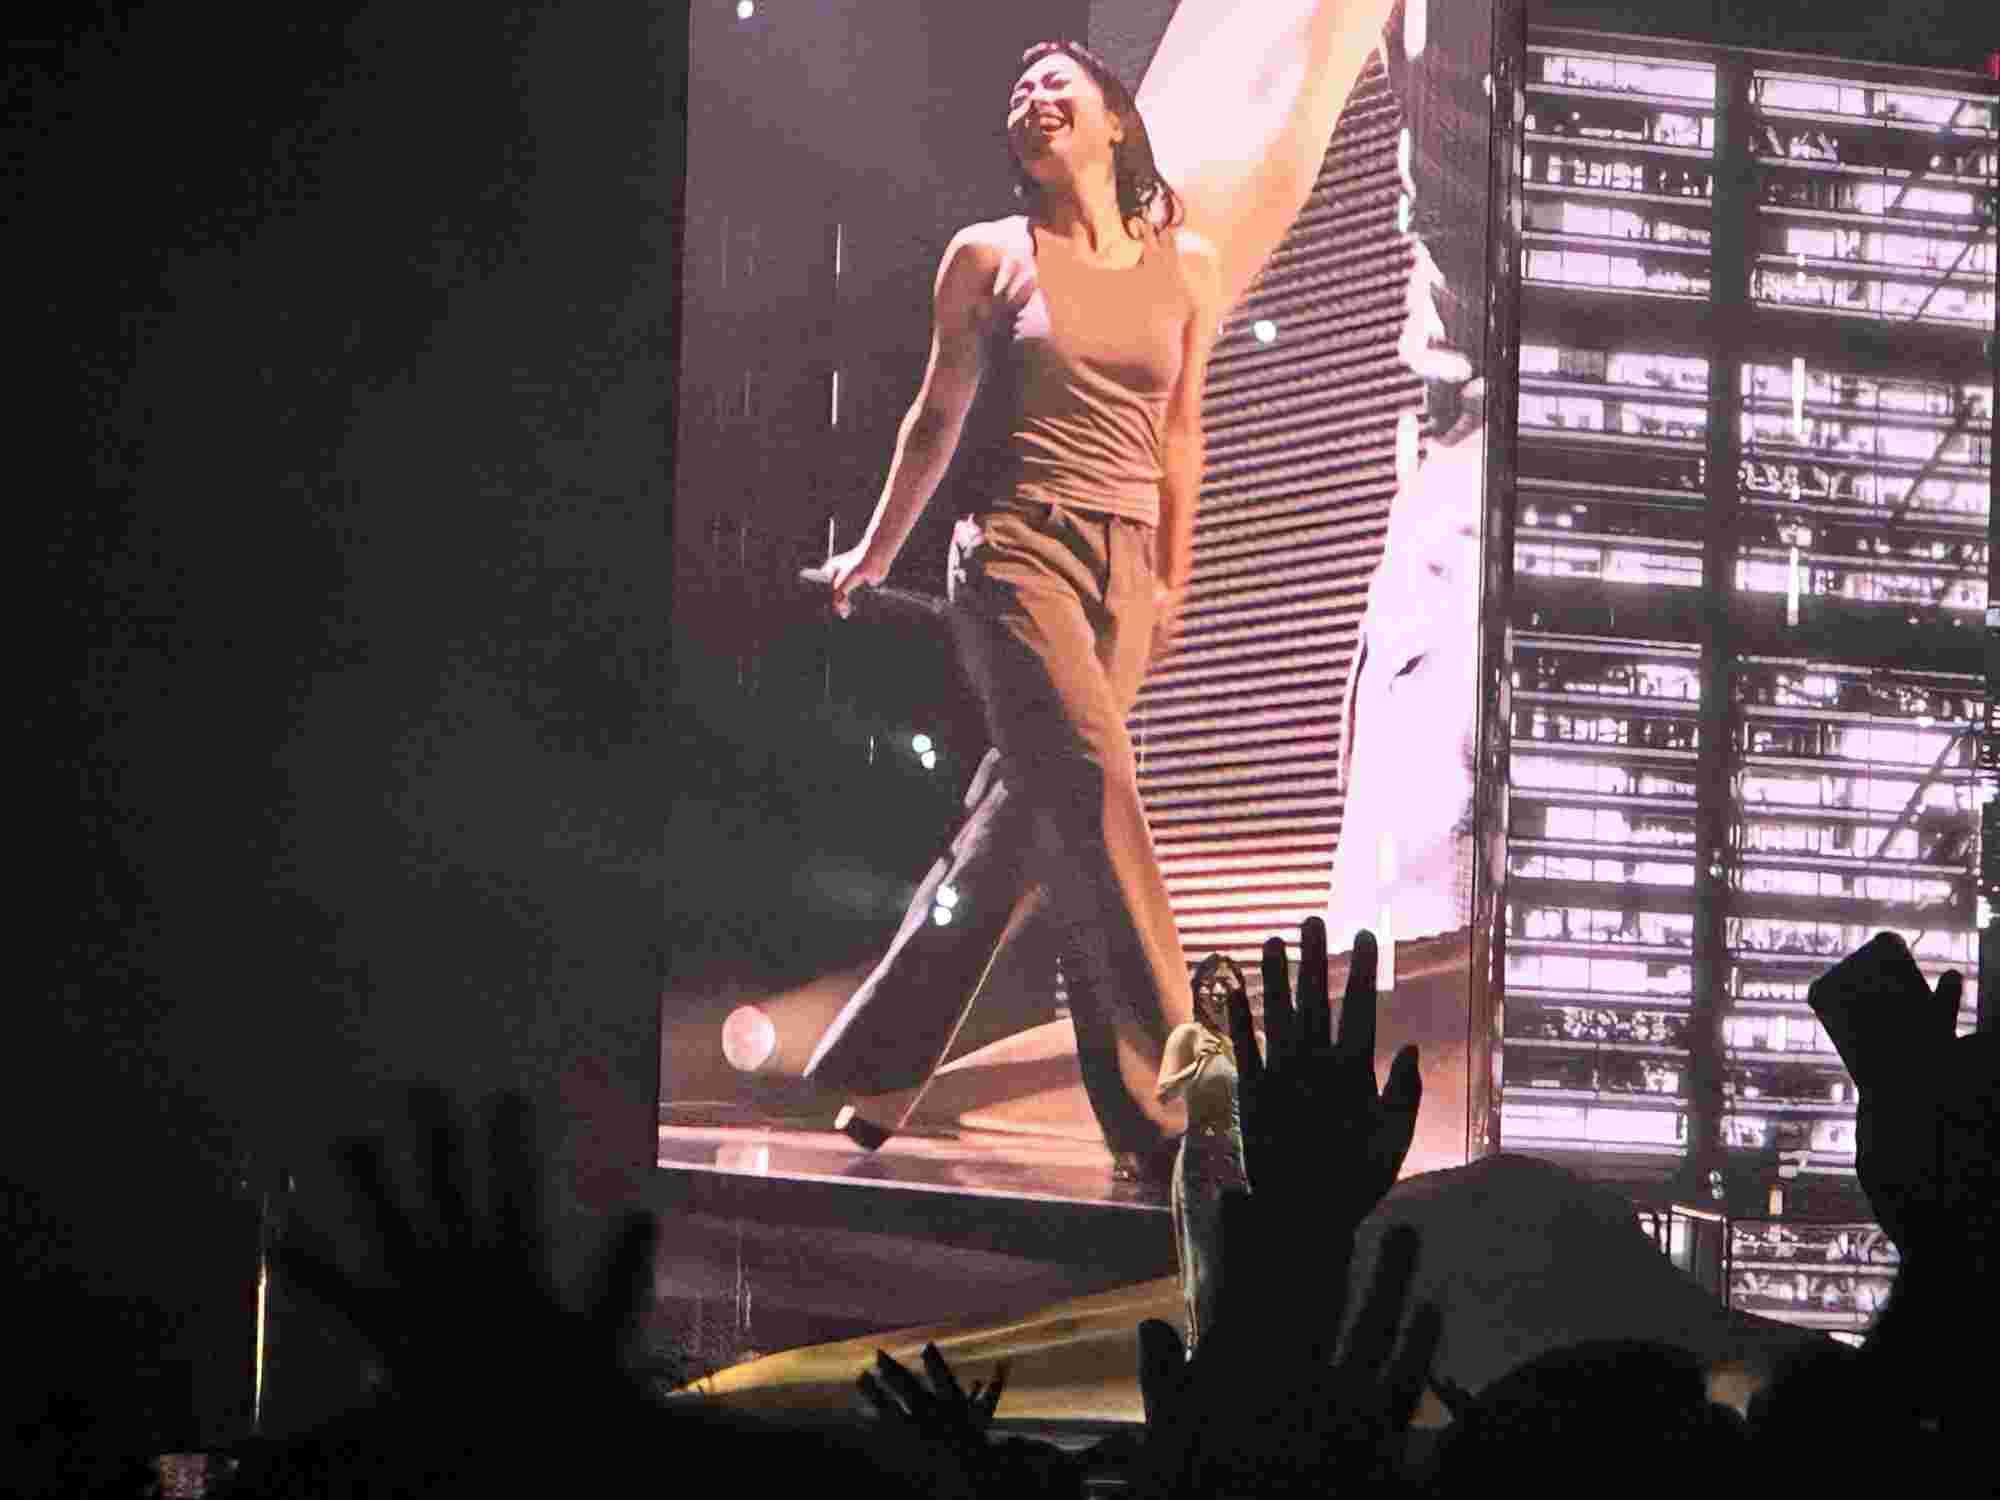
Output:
[991,215,1190,528]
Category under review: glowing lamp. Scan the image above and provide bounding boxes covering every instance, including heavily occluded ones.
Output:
[721,1005,778,1072]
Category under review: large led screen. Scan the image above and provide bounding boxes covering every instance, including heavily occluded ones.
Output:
[665,0,1501,1218]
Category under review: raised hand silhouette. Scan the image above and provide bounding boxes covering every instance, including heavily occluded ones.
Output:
[1136,1222,1441,1497]
[274,1089,662,1426]
[1224,921,1423,1360]
[858,1344,1007,1454]
[858,1344,1081,1499]
[1131,922,1439,1497]
[1806,932,1989,1263]
[1804,931,1997,1440]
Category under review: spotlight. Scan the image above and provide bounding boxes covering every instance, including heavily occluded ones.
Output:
[933,905,954,925]
[1252,319,1277,344]
[920,750,938,770]
[736,0,754,17]
[911,733,933,754]
[936,883,959,908]
[721,1005,778,1072]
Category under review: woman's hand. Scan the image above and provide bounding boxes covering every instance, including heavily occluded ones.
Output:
[824,539,892,618]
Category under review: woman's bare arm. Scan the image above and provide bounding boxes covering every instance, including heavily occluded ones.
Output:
[1151,227,1225,667]
[1137,0,1399,314]
[825,226,1033,612]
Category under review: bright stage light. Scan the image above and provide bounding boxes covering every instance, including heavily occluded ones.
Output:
[737,1,754,18]
[721,1004,778,1072]
[1252,319,1277,343]
[936,883,959,908]
[911,732,933,754]
[933,905,953,925]
[920,750,938,770]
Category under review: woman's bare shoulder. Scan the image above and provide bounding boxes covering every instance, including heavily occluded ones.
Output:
[949,216,1032,261]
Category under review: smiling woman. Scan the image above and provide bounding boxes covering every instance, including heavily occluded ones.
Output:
[807,36,1222,1181]
[1005,41,1184,244]
[803,3,1410,1194]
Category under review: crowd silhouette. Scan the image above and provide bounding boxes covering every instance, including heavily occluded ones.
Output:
[18,926,1993,1497]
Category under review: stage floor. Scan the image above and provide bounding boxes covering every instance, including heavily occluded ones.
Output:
[660,927,1478,1212]
[657,1104,1168,1210]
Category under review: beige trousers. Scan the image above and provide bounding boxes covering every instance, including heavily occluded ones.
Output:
[945,498,1193,1154]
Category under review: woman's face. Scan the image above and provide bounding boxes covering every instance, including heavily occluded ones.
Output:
[1007,53,1122,182]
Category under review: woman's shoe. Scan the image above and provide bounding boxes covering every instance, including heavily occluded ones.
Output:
[834,1104,895,1151]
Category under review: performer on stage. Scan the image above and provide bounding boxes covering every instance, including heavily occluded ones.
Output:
[810,5,1404,1186]
[1155,953,1250,1352]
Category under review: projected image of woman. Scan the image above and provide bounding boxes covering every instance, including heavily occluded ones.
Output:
[812,8,1404,1185]
[814,41,1219,1182]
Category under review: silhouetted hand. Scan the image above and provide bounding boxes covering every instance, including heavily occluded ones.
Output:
[1123,923,1438,1494]
[1805,933,1996,1441]
[1806,933,1988,1262]
[1224,920,1422,1360]
[858,1344,1005,1454]
[1135,1222,1442,1498]
[859,1345,1080,1499]
[275,1089,661,1425]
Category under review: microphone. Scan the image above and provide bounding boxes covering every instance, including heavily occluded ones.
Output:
[797,565,950,622]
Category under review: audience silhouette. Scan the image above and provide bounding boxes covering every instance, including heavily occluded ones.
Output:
[35,927,1988,1496]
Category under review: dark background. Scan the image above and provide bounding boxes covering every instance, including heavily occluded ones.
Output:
[17,0,1102,1470]
[18,0,692,1468]
[12,0,1992,1479]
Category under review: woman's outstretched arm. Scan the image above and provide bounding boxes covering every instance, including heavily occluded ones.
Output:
[1151,227,1225,668]
[1137,0,1398,314]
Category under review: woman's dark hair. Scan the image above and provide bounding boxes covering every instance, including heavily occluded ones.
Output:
[1009,41,1183,234]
